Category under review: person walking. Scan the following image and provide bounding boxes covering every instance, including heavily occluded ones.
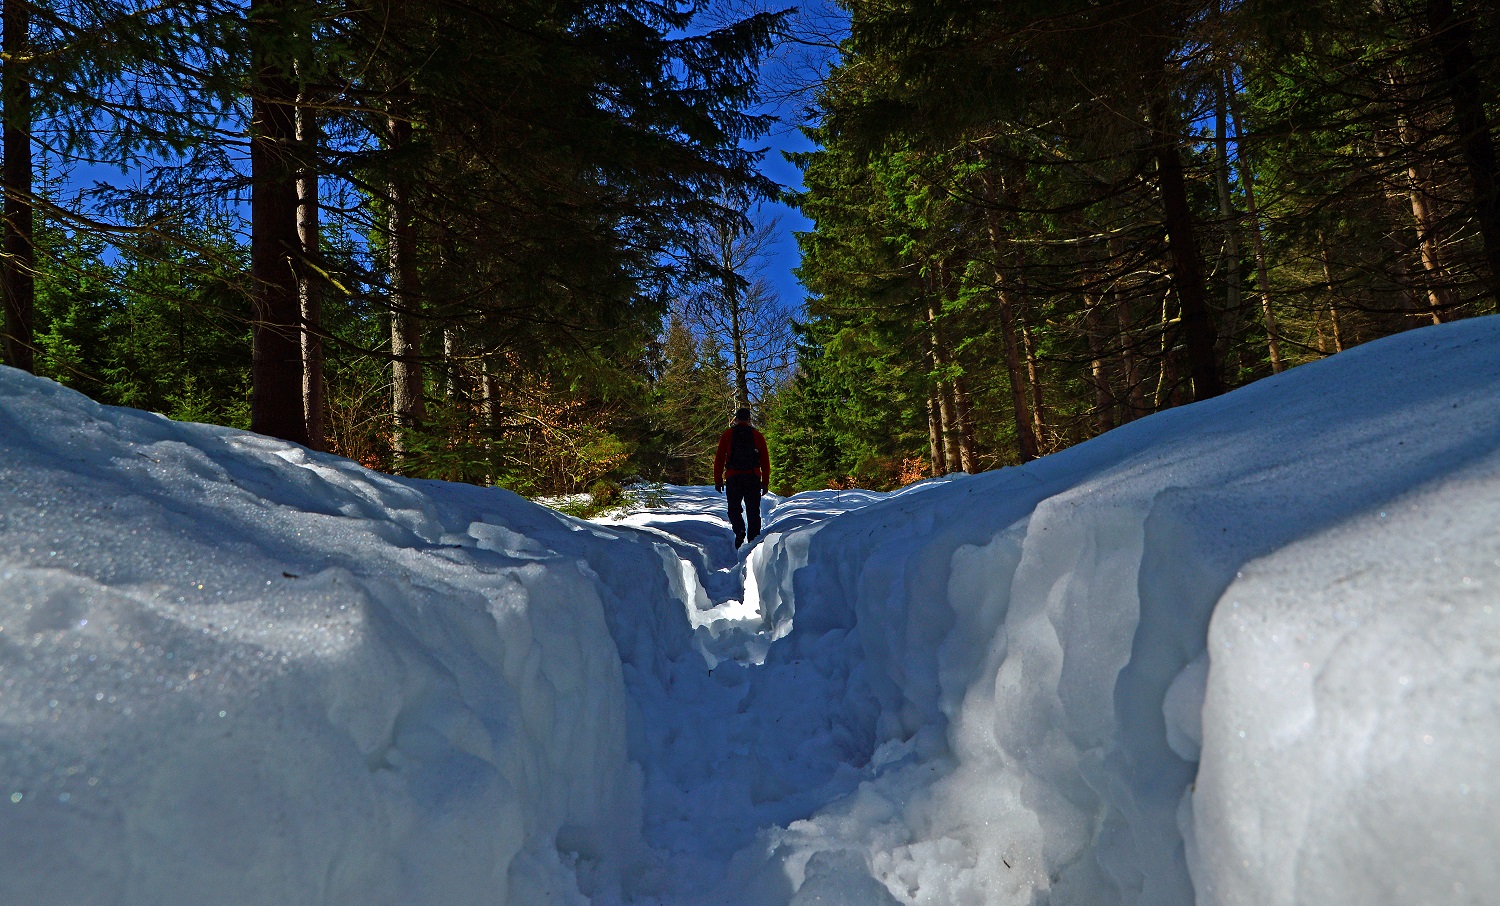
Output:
[713,407,770,549]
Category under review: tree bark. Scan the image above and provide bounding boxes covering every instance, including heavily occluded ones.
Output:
[1020,303,1045,445]
[951,374,978,473]
[938,379,961,473]
[1318,230,1345,352]
[1404,163,1454,323]
[926,393,945,477]
[249,0,308,443]
[1426,0,1500,307]
[2,0,34,373]
[730,293,749,410]
[442,326,460,401]
[296,83,324,450]
[1151,95,1225,399]
[481,357,499,485]
[388,116,425,457]
[1084,295,1115,434]
[926,300,963,473]
[979,171,1039,462]
[1155,285,1182,409]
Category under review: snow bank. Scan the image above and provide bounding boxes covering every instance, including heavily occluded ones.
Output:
[3,316,1498,906]
[723,318,1500,904]
[0,369,709,905]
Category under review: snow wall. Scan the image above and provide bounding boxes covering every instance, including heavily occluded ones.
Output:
[0,368,704,904]
[2,316,1499,905]
[733,317,1500,905]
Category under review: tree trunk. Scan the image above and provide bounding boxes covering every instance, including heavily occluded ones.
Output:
[926,393,944,477]
[249,0,308,444]
[296,83,324,450]
[1318,230,1345,352]
[925,301,962,473]
[1426,0,1500,307]
[1404,165,1453,323]
[1155,285,1181,409]
[730,297,749,410]
[481,358,499,485]
[1020,305,1045,446]
[1,0,33,373]
[935,261,977,471]
[1223,85,1285,373]
[938,379,961,474]
[1151,94,1225,399]
[1214,71,1243,355]
[951,374,978,473]
[1084,296,1115,434]
[926,295,972,473]
[388,116,425,458]
[978,173,1039,462]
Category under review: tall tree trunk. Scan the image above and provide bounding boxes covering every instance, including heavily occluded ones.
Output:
[1156,285,1181,409]
[938,379,961,474]
[1426,0,1500,307]
[388,116,425,458]
[935,261,978,471]
[481,357,499,485]
[442,327,460,401]
[1223,84,1285,373]
[1151,94,1225,398]
[1084,296,1115,434]
[1,0,33,373]
[926,300,963,473]
[1214,71,1243,355]
[926,393,945,477]
[719,223,751,411]
[951,374,978,473]
[1020,304,1045,446]
[1404,164,1454,323]
[978,172,1039,462]
[296,80,324,450]
[249,0,308,443]
[1318,230,1346,352]
[730,297,749,410]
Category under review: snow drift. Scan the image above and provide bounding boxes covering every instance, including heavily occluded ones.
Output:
[728,317,1500,905]
[1,317,1498,905]
[0,373,709,904]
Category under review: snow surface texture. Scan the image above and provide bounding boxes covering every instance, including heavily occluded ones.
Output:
[2,318,1499,905]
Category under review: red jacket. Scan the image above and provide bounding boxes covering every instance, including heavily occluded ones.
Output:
[714,424,769,486]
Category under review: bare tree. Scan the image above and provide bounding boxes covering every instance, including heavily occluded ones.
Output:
[681,209,797,411]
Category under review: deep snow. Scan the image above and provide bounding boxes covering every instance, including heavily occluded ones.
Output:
[2,318,1498,905]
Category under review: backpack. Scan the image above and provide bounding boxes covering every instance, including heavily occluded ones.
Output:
[726,424,759,471]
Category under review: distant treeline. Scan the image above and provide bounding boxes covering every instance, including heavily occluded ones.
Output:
[768,0,1500,491]
[0,0,787,494]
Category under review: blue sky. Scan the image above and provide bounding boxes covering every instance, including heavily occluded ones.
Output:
[744,0,846,319]
[756,122,817,315]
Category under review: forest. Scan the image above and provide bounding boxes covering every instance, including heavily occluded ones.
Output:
[0,0,1496,498]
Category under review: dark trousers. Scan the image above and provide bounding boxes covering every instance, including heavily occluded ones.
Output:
[726,474,762,546]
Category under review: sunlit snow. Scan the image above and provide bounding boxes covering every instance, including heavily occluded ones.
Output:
[2,318,1498,905]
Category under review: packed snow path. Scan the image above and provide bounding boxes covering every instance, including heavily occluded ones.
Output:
[3,318,1500,905]
[598,486,916,901]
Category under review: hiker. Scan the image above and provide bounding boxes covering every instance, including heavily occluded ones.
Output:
[713,407,770,549]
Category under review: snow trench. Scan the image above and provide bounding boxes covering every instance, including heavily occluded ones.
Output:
[3,317,1500,905]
